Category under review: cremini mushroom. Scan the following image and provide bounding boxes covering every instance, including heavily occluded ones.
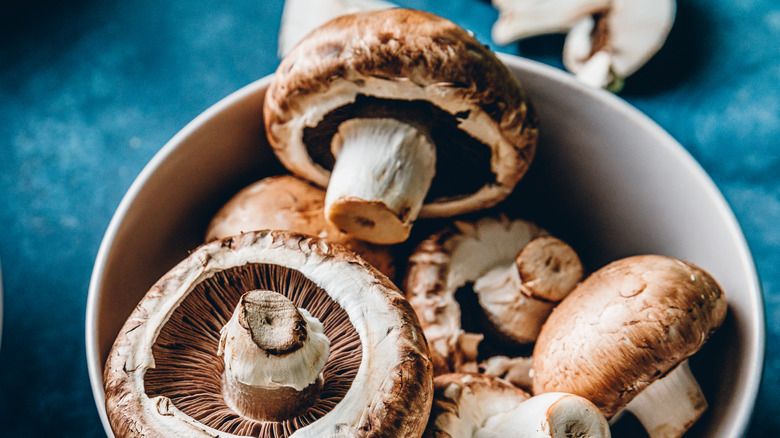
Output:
[264,9,538,244]
[491,0,676,91]
[404,215,583,374]
[278,0,395,57]
[425,373,610,438]
[205,174,395,279]
[104,230,432,437]
[532,254,727,438]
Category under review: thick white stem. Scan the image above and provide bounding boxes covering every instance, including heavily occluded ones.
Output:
[478,392,611,438]
[325,118,436,244]
[622,360,707,438]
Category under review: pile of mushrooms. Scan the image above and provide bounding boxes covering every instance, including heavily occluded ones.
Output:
[103,8,729,438]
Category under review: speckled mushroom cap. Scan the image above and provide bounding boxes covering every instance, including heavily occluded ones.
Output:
[532,254,727,418]
[104,230,432,437]
[263,8,538,218]
[205,175,396,279]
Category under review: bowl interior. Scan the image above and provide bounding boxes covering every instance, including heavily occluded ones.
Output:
[86,55,764,437]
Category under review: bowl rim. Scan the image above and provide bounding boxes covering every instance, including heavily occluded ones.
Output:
[85,53,765,437]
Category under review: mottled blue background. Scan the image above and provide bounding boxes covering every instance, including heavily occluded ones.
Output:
[0,0,777,436]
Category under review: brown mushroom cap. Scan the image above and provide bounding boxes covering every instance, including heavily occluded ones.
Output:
[104,230,432,437]
[264,8,538,219]
[205,175,396,279]
[532,254,727,418]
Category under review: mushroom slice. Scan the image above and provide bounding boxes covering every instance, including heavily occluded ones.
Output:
[492,0,676,91]
[403,215,582,375]
[264,9,538,244]
[205,175,396,279]
[425,373,610,438]
[104,231,432,437]
[278,0,396,57]
[532,255,728,438]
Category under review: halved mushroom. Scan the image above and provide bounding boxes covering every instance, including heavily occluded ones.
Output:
[264,9,538,244]
[532,255,727,438]
[205,175,395,279]
[278,0,395,57]
[404,215,583,375]
[104,230,433,437]
[425,373,610,437]
[492,0,676,90]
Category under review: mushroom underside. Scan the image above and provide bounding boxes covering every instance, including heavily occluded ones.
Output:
[144,263,362,437]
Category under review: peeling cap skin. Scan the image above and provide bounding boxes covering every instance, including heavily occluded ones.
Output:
[103,230,432,438]
[492,0,675,91]
[265,9,538,243]
[424,373,610,438]
[532,255,727,437]
[403,215,581,375]
[205,175,396,279]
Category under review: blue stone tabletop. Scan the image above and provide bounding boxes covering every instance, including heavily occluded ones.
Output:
[0,0,778,436]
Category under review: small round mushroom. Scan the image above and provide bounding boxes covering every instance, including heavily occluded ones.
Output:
[424,373,610,438]
[404,215,583,374]
[206,175,395,278]
[264,9,538,244]
[104,230,433,437]
[532,255,727,438]
[491,0,675,91]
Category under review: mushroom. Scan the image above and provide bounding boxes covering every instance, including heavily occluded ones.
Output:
[403,215,583,374]
[425,373,610,438]
[264,9,538,244]
[478,355,534,392]
[532,254,727,438]
[491,0,676,91]
[278,0,395,57]
[205,174,395,279]
[104,230,433,437]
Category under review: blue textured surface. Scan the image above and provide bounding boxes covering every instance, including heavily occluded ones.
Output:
[0,0,777,436]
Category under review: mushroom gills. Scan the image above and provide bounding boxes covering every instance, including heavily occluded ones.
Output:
[219,290,330,421]
[325,117,436,244]
[619,360,707,438]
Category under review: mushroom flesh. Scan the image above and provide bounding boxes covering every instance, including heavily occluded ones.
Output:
[264,9,538,244]
[425,373,610,438]
[492,0,676,91]
[205,174,395,279]
[104,230,433,437]
[403,215,583,375]
[532,254,727,438]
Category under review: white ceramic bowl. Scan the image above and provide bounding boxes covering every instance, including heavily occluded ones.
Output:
[86,55,764,437]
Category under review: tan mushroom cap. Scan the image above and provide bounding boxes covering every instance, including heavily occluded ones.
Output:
[205,175,396,279]
[532,254,727,418]
[104,230,432,437]
[264,8,538,219]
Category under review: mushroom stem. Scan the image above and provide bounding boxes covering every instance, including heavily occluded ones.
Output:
[325,117,436,244]
[473,236,583,344]
[478,392,611,438]
[620,360,707,438]
[218,290,330,421]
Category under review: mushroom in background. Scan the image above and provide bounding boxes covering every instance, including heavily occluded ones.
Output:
[278,0,395,57]
[103,231,433,437]
[425,373,610,438]
[403,215,583,375]
[532,255,727,438]
[206,175,395,279]
[264,9,538,244]
[491,0,676,91]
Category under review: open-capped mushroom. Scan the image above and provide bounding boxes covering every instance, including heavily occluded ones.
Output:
[205,175,395,279]
[264,9,538,244]
[425,373,610,437]
[104,230,432,437]
[278,0,395,57]
[404,215,583,374]
[491,0,676,90]
[532,255,727,438]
